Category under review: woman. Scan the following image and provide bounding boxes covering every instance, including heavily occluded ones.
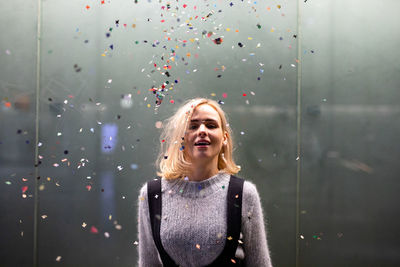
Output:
[137,98,273,266]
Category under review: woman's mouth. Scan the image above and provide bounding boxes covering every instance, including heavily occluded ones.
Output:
[194,141,211,147]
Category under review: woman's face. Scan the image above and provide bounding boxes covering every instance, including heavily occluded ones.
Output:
[184,104,228,164]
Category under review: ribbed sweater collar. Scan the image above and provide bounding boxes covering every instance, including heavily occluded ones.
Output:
[162,172,230,198]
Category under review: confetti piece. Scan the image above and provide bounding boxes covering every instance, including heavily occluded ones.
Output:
[155,121,163,128]
[41,215,47,219]
[130,164,138,170]
[22,186,28,193]
[90,226,99,234]
[213,38,223,45]
[196,244,201,249]
[104,232,110,238]
[55,256,62,262]
[82,222,87,228]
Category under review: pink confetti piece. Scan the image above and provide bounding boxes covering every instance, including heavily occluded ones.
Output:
[90,226,99,234]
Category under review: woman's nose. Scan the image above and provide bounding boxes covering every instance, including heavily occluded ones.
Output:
[198,124,207,135]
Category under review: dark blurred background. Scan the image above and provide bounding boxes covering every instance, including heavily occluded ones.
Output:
[0,0,399,266]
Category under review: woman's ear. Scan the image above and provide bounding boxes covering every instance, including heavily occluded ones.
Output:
[223,131,228,145]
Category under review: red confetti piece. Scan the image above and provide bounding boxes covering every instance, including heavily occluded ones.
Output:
[222,93,228,98]
[162,139,165,143]
[183,4,187,8]
[86,5,90,10]
[4,102,11,108]
[101,1,105,4]
[86,185,92,191]
[161,19,165,23]
[242,93,247,96]
[90,226,99,234]
[22,186,28,193]
[170,100,175,104]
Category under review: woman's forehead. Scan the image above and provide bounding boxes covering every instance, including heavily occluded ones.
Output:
[191,104,221,121]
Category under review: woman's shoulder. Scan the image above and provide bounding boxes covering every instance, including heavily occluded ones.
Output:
[138,177,164,200]
[241,178,262,205]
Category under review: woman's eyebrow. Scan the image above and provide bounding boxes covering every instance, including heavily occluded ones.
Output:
[190,119,218,123]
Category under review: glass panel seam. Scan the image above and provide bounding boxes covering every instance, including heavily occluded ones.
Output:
[295,0,303,266]
[33,0,42,266]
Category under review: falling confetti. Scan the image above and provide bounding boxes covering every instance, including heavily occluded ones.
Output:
[90,226,99,234]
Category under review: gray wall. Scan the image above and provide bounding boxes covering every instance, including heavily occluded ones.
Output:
[0,0,399,266]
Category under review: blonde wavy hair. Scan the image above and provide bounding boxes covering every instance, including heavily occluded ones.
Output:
[156,98,241,180]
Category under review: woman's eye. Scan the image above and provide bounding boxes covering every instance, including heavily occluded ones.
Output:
[189,124,198,129]
[207,124,217,128]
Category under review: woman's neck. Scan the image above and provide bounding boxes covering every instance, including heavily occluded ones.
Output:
[187,165,219,182]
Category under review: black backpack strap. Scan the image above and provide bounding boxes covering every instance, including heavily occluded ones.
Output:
[147,177,179,267]
[210,175,245,266]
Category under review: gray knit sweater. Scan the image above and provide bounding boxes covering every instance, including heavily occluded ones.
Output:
[137,172,273,267]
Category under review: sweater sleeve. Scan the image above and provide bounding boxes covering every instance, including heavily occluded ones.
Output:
[242,181,273,267]
[137,183,163,267]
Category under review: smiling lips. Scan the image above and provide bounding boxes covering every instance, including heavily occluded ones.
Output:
[194,140,211,146]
